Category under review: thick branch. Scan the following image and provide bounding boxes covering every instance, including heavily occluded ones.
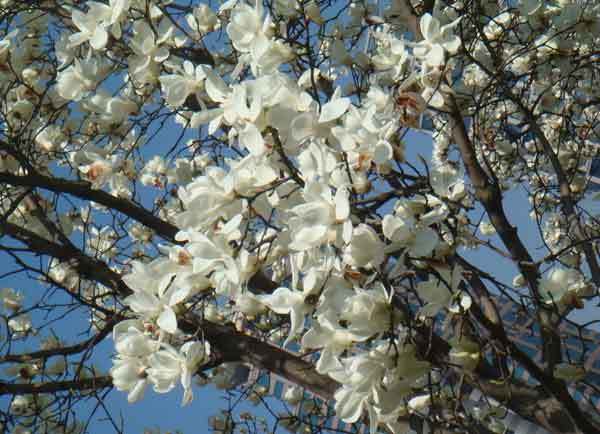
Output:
[0,376,112,396]
[0,171,180,243]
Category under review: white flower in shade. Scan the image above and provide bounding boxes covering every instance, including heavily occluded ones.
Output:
[8,313,32,337]
[539,268,592,310]
[129,20,172,75]
[474,218,495,236]
[283,385,303,405]
[83,91,138,127]
[382,214,438,258]
[187,4,220,35]
[340,285,391,337]
[10,395,34,416]
[416,266,470,318]
[0,287,23,312]
[234,292,267,316]
[408,394,431,413]
[449,337,480,371]
[329,347,391,425]
[553,362,586,381]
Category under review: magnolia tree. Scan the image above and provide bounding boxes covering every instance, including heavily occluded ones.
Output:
[2,0,600,432]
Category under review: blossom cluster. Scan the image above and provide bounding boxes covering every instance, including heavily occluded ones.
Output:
[1,0,599,433]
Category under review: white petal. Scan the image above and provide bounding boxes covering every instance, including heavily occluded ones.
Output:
[157,307,178,334]
[239,124,265,156]
[90,26,108,50]
[260,287,300,314]
[127,379,148,403]
[285,306,306,347]
[335,387,366,423]
[427,44,445,66]
[335,188,350,221]
[420,14,440,41]
[319,97,350,123]
[190,108,224,127]
[315,348,342,374]
[204,68,229,102]
[169,286,191,306]
[124,292,159,315]
[373,141,393,165]
[291,113,316,141]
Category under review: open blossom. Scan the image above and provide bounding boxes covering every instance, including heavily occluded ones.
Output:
[227,1,272,54]
[69,2,112,50]
[288,181,351,251]
[259,286,315,347]
[123,271,190,335]
[69,0,130,50]
[160,61,207,107]
[56,56,110,101]
[413,13,462,63]
[146,340,210,405]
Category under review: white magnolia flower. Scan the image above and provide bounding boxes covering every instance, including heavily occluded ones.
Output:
[343,224,385,269]
[539,268,592,310]
[408,394,431,413]
[0,287,23,312]
[178,230,243,297]
[227,0,272,54]
[176,166,241,230]
[180,340,211,405]
[160,61,207,107]
[302,311,371,374]
[187,4,220,35]
[288,181,351,251]
[111,355,148,403]
[124,266,191,334]
[8,313,32,337]
[340,285,391,337]
[56,56,109,101]
[416,266,470,318]
[318,87,351,123]
[414,13,462,62]
[146,340,210,405]
[113,320,158,358]
[259,286,314,347]
[69,2,112,50]
[382,214,438,258]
